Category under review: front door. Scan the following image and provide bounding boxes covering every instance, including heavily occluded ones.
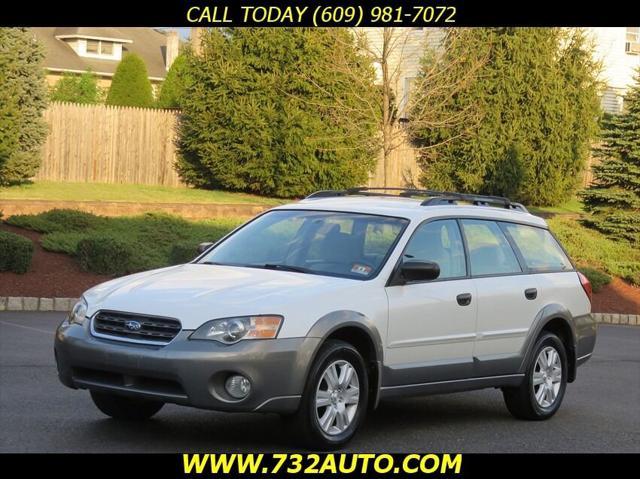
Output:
[385,219,477,386]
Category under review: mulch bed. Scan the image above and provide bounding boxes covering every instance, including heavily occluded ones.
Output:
[592,277,640,315]
[0,224,110,298]
[1,224,639,314]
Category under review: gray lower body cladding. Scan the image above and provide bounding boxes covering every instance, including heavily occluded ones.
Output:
[54,321,319,413]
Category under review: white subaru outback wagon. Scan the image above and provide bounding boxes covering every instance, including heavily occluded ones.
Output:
[55,188,597,449]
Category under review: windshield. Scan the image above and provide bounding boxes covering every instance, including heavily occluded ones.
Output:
[199,210,408,280]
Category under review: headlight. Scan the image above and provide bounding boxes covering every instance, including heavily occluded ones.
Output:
[190,315,283,344]
[68,298,88,325]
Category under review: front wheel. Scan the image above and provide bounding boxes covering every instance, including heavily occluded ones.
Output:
[503,333,567,420]
[286,340,368,450]
[90,390,164,420]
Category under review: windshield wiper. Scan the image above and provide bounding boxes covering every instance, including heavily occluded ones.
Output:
[260,263,311,274]
[200,261,224,265]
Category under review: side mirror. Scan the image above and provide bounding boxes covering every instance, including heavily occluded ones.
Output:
[197,242,214,254]
[400,260,440,283]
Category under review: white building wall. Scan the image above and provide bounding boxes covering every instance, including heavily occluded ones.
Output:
[356,27,446,118]
[586,27,640,113]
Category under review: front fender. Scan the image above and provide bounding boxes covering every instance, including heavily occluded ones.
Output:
[305,310,384,409]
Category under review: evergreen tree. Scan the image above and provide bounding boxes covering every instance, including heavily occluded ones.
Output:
[0,28,48,185]
[410,28,601,206]
[50,71,101,104]
[177,28,380,198]
[582,69,640,244]
[157,54,188,108]
[106,53,154,108]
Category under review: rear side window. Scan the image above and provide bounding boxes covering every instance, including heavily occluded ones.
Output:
[461,219,522,276]
[502,223,573,272]
[404,219,467,279]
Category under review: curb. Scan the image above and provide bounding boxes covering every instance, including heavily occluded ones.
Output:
[0,297,79,312]
[1,296,639,323]
[592,312,639,326]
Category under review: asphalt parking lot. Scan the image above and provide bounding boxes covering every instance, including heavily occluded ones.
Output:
[1,312,638,453]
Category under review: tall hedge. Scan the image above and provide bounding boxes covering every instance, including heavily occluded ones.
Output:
[0,28,48,185]
[582,69,640,244]
[157,54,188,109]
[106,53,154,108]
[410,28,601,206]
[177,28,380,198]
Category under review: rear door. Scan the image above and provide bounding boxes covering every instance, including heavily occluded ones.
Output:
[460,219,540,376]
[499,222,588,319]
[385,219,477,385]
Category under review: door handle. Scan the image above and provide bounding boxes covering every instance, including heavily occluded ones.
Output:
[456,293,472,306]
[524,288,538,300]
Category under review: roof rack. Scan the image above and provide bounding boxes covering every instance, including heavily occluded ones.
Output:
[304,187,529,213]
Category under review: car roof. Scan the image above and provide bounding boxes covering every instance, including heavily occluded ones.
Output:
[274,196,548,228]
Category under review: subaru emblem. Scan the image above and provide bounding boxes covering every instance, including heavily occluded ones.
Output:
[125,320,142,331]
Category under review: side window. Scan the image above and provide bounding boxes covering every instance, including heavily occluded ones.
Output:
[502,223,573,272]
[461,219,522,276]
[404,220,466,279]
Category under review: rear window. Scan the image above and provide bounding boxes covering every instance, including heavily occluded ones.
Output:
[502,223,573,273]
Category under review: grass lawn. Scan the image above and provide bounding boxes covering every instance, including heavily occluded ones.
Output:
[0,181,283,206]
[528,197,585,216]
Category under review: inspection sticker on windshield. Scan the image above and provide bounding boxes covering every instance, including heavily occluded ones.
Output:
[351,264,373,276]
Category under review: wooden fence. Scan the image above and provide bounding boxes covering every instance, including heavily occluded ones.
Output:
[367,127,421,188]
[36,102,182,187]
[35,102,592,191]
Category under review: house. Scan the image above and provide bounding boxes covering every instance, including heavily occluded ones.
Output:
[586,27,640,114]
[29,27,180,90]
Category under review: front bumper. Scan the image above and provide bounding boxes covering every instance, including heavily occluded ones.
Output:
[54,319,319,413]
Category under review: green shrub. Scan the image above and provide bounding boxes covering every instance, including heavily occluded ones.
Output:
[106,53,154,108]
[9,209,243,276]
[40,231,87,255]
[0,230,34,273]
[578,267,611,293]
[7,209,105,233]
[168,241,199,265]
[76,236,139,275]
[50,71,101,104]
[157,54,188,109]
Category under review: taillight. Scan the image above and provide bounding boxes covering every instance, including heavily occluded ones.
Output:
[577,272,592,304]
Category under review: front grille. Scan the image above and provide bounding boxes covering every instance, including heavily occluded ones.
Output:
[92,311,181,344]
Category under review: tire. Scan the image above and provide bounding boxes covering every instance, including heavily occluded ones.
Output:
[503,333,568,420]
[90,390,164,420]
[286,340,368,450]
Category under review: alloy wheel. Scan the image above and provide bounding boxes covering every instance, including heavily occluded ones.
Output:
[315,360,360,435]
[532,346,562,408]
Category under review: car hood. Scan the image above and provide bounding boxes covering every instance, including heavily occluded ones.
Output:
[83,264,355,330]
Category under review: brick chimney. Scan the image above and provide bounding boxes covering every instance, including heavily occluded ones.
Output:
[165,30,179,70]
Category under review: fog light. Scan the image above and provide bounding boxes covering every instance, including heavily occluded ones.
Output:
[225,375,251,399]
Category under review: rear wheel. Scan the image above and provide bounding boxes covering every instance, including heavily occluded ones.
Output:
[286,340,368,450]
[90,390,164,420]
[503,333,567,420]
